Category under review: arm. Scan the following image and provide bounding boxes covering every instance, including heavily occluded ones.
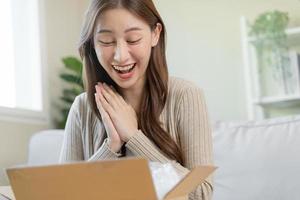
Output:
[59,95,120,163]
[125,130,189,175]
[177,87,213,200]
[125,86,213,200]
[59,96,84,162]
[88,138,121,161]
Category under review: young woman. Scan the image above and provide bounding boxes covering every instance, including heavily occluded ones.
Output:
[59,0,213,199]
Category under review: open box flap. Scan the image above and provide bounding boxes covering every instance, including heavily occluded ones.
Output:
[164,166,216,200]
[6,158,158,200]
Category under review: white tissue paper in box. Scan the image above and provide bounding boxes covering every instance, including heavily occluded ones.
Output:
[149,162,183,200]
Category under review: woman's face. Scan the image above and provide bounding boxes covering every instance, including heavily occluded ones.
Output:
[93,8,161,90]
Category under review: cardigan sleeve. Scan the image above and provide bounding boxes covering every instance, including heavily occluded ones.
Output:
[125,85,213,200]
[59,95,119,163]
[126,130,189,174]
[177,86,213,200]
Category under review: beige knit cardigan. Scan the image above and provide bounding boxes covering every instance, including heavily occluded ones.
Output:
[59,76,214,200]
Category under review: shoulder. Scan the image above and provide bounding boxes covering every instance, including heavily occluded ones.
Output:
[168,76,204,102]
[74,92,88,105]
[72,92,88,111]
[169,76,202,91]
[70,92,94,120]
[68,92,100,129]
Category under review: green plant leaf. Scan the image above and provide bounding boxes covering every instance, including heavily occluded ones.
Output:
[61,107,70,116]
[58,118,67,129]
[60,73,83,85]
[60,96,74,104]
[62,57,83,74]
[59,105,70,114]
[63,88,81,96]
[249,10,289,37]
[55,56,84,129]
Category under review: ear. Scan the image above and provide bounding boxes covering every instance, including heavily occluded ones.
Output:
[151,23,162,47]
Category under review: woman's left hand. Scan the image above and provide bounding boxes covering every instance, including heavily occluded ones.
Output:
[96,82,138,142]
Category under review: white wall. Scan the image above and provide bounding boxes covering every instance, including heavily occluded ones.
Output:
[0,121,47,185]
[45,0,89,126]
[153,0,300,121]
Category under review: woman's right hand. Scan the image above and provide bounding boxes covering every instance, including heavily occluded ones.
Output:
[95,85,124,153]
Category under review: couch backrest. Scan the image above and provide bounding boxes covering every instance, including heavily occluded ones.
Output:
[27,129,64,165]
[212,115,300,200]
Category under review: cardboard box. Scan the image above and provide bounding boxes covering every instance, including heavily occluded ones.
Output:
[5,158,215,200]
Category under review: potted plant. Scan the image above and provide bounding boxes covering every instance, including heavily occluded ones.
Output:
[249,10,293,96]
[55,56,84,128]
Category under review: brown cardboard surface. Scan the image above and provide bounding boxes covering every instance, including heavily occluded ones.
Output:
[166,196,188,200]
[0,186,15,200]
[6,158,215,200]
[164,166,216,200]
[7,158,157,200]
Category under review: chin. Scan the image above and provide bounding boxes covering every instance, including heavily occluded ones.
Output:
[114,77,138,89]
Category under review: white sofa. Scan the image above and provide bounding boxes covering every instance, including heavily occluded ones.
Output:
[212,115,300,200]
[27,115,300,200]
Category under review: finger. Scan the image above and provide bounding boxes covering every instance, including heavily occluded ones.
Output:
[100,83,118,99]
[98,88,116,119]
[95,85,103,100]
[102,83,122,104]
[107,84,122,99]
[95,94,116,134]
[95,92,105,112]
[109,85,117,93]
[117,93,127,106]
[107,84,128,106]
[95,93,105,117]
[98,84,121,109]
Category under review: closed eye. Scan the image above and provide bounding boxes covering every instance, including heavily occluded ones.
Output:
[98,40,115,45]
[127,38,142,45]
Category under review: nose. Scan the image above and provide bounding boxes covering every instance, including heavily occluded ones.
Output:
[113,41,130,64]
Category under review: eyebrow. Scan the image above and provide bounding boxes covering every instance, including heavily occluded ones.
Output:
[97,27,142,34]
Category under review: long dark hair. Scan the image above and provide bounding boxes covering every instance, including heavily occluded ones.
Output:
[78,0,184,165]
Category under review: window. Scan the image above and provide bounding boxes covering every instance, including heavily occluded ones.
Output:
[0,0,47,123]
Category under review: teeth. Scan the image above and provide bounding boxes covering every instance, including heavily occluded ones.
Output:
[113,64,135,71]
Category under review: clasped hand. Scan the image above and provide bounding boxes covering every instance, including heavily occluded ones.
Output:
[94,82,138,152]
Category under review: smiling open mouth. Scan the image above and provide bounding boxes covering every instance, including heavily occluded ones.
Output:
[112,63,136,74]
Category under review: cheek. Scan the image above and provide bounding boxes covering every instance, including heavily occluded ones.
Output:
[95,46,113,66]
[131,44,152,64]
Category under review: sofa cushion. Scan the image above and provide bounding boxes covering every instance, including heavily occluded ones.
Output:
[212,115,300,200]
[27,130,64,165]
